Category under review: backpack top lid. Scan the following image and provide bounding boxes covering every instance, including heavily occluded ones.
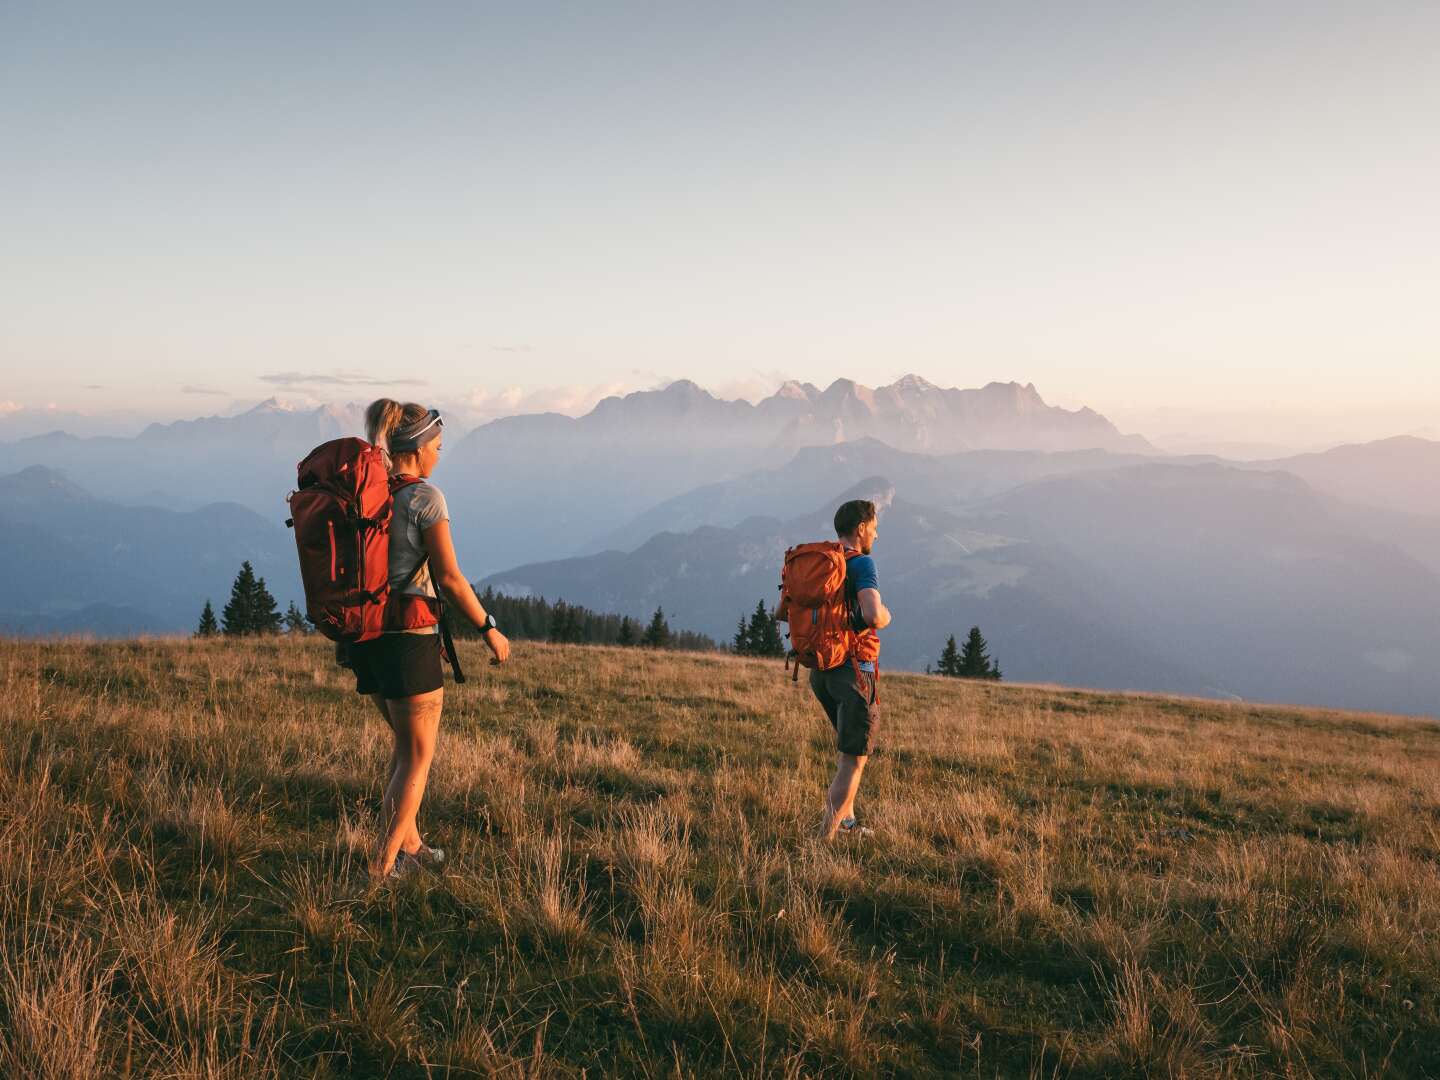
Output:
[295,437,392,518]
[782,540,849,607]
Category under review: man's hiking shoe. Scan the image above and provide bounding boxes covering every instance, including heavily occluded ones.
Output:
[838,817,874,838]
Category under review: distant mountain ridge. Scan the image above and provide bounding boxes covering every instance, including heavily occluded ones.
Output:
[1248,436,1440,519]
[483,461,1440,716]
[444,375,1149,572]
[508,374,1152,455]
[0,465,296,636]
[598,438,1158,553]
[135,397,364,446]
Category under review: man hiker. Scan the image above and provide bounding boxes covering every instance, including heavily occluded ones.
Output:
[807,499,891,841]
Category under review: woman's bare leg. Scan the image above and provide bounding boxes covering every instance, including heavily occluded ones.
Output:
[373,687,443,877]
[369,693,420,850]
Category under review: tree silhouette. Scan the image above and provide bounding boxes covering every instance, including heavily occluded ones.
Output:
[640,606,672,648]
[616,616,638,646]
[957,626,1001,680]
[549,600,585,644]
[284,601,311,634]
[750,601,784,657]
[733,616,750,654]
[221,562,282,636]
[936,634,961,676]
[450,589,717,650]
[733,601,784,657]
[196,600,219,638]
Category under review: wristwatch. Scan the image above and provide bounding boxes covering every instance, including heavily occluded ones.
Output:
[480,614,498,632]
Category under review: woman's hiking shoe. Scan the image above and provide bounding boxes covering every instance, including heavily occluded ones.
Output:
[838,817,874,838]
[384,856,419,882]
[400,844,446,871]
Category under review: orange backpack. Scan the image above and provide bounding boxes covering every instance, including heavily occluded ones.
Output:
[777,541,862,679]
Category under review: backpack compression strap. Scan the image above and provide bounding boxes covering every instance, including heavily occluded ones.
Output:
[417,555,465,684]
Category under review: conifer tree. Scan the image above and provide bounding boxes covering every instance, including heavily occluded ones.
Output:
[936,634,961,676]
[749,601,784,657]
[616,616,637,646]
[548,601,573,643]
[957,626,1000,680]
[196,600,219,638]
[251,572,283,635]
[640,606,671,648]
[284,601,310,634]
[221,563,257,636]
[733,616,751,654]
[222,561,282,635]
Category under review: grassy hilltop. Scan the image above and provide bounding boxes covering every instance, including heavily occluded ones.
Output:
[2,638,1438,1078]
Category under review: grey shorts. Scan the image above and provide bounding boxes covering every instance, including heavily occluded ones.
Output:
[809,663,879,757]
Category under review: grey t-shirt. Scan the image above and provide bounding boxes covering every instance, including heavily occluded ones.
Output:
[388,480,448,634]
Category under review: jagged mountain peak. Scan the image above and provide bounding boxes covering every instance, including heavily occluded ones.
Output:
[818,378,877,410]
[772,380,819,401]
[581,380,745,430]
[248,397,302,414]
[661,378,706,396]
[889,373,939,393]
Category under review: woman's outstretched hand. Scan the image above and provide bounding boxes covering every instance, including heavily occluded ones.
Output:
[484,628,511,664]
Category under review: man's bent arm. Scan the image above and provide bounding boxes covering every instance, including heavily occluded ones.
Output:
[857,587,891,630]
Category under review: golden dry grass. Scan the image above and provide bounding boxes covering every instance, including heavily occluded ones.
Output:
[1,636,1437,1077]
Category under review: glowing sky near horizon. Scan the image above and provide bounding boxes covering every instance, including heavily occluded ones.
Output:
[1,2,1437,447]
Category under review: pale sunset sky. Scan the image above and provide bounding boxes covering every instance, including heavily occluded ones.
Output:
[2,2,1436,450]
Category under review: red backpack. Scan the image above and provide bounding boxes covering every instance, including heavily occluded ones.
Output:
[286,438,465,680]
[776,542,879,684]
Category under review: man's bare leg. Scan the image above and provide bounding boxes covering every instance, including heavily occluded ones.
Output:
[820,752,867,842]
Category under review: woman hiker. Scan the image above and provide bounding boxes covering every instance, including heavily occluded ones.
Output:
[349,399,510,880]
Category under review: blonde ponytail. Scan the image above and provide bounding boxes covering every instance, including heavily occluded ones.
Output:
[365,398,429,453]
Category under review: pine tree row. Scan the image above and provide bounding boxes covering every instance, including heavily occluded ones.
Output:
[931,626,1003,680]
[196,573,720,651]
[196,561,309,637]
[732,600,785,657]
[448,589,717,652]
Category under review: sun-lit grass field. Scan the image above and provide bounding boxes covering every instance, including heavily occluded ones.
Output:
[2,636,1438,1078]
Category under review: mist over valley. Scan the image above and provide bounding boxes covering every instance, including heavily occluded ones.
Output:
[3,375,1435,716]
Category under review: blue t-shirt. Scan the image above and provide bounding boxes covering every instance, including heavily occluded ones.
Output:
[846,553,879,672]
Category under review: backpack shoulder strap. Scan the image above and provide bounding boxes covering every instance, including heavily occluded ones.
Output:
[389,475,466,683]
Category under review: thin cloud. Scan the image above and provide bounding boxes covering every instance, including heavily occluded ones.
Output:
[490,344,533,353]
[712,370,794,404]
[0,400,22,416]
[84,384,105,390]
[182,384,230,395]
[462,381,631,423]
[261,371,426,388]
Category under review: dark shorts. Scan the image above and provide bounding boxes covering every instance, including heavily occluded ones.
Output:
[348,633,444,699]
[810,663,879,757]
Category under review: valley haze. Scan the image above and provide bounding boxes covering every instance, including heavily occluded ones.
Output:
[1,374,1435,719]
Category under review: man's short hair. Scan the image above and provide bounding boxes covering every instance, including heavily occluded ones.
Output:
[834,499,877,538]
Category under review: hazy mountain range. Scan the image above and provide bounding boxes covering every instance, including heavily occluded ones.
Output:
[482,454,1440,716]
[1,377,1434,715]
[0,465,295,636]
[0,375,1153,574]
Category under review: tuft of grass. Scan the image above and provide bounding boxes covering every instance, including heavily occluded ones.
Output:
[0,928,113,1080]
[1,636,1438,1076]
